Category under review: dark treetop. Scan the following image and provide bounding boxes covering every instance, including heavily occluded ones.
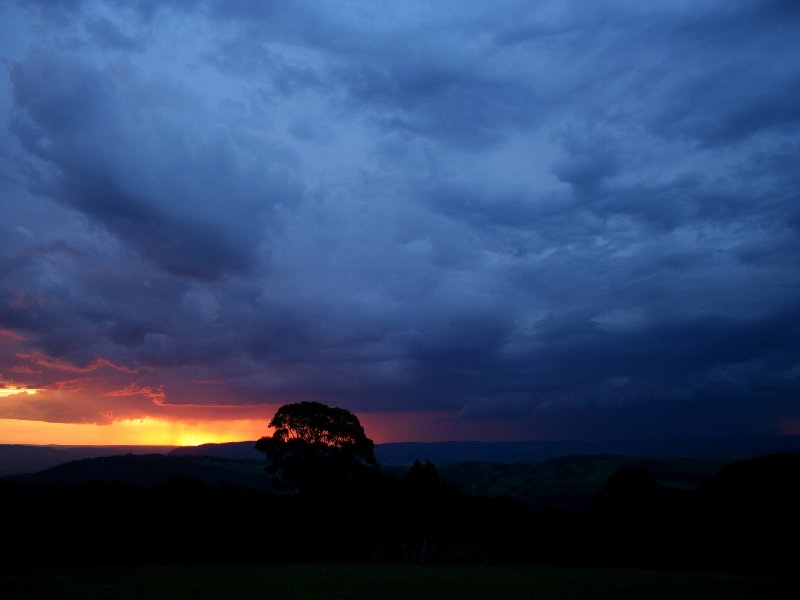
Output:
[255,402,377,494]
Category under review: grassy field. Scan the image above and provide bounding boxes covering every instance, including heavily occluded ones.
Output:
[1,564,795,600]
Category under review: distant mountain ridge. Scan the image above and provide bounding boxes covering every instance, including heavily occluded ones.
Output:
[7,447,799,514]
[7,453,270,490]
[0,444,174,477]
[170,441,262,460]
[3,435,800,477]
[170,435,800,465]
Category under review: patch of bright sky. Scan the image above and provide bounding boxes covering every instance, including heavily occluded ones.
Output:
[0,416,267,446]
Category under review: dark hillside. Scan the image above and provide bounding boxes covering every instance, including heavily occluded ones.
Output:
[9,454,270,490]
[1,452,798,572]
[170,441,263,461]
[0,444,174,477]
[436,455,724,509]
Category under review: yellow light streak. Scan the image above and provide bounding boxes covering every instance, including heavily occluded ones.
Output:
[0,386,44,398]
[0,417,267,446]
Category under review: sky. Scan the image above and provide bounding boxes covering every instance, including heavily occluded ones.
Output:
[1,0,799,446]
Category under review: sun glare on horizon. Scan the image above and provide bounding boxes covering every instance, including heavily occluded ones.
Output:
[0,386,43,398]
[0,417,268,446]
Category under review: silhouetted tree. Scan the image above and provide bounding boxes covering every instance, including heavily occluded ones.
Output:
[595,465,665,513]
[255,401,377,495]
[402,460,459,563]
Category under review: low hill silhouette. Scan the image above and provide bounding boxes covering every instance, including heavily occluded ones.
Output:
[435,454,722,509]
[696,450,800,507]
[4,435,799,478]
[8,454,270,490]
[170,441,262,460]
[0,444,174,477]
[7,450,723,508]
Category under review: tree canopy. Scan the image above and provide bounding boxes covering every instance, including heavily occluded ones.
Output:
[255,401,377,494]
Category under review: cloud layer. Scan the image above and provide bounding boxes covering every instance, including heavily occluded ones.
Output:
[1,0,798,439]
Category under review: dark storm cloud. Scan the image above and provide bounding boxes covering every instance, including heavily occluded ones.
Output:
[8,48,299,280]
[85,17,145,52]
[1,0,799,437]
[335,63,536,149]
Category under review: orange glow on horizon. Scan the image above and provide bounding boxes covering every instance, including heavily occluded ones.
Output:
[0,386,44,398]
[0,413,435,446]
[0,409,543,446]
[0,417,269,446]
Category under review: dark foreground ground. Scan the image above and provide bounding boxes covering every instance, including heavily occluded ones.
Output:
[1,564,795,600]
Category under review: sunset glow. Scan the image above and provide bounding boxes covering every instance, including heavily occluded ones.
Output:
[0,411,547,446]
[0,417,269,446]
[0,386,43,398]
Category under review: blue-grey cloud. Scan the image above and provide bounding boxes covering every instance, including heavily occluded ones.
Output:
[8,48,299,280]
[1,0,799,438]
